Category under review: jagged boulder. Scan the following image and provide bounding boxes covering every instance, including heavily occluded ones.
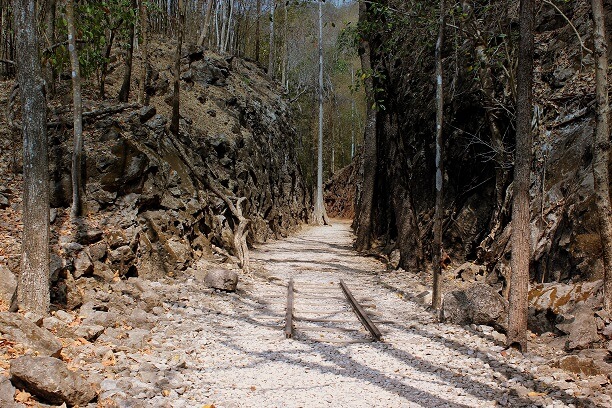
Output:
[556,305,601,350]
[204,268,238,291]
[0,377,23,408]
[10,356,97,406]
[0,312,62,357]
[0,264,17,306]
[441,283,508,332]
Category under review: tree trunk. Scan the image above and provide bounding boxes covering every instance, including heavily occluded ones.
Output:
[65,0,84,219]
[281,0,288,88]
[355,0,376,250]
[268,0,275,78]
[197,0,214,47]
[99,21,120,99]
[118,0,137,102]
[312,0,329,225]
[12,0,50,315]
[255,0,261,61]
[138,0,149,104]
[591,0,612,313]
[432,0,445,311]
[43,0,55,95]
[170,0,184,135]
[508,0,535,352]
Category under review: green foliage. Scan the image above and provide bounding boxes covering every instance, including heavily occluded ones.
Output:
[48,0,138,79]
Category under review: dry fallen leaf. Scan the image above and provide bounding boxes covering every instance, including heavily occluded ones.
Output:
[15,390,31,403]
[202,404,215,408]
[162,389,171,397]
[528,391,547,397]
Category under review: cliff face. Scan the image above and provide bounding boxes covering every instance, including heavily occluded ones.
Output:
[355,0,607,285]
[1,42,309,302]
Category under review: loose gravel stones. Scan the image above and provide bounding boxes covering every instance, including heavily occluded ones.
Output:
[73,220,610,408]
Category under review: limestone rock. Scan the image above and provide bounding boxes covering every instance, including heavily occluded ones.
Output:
[0,264,17,305]
[0,376,23,408]
[453,262,484,282]
[552,350,612,378]
[441,283,508,332]
[73,250,94,278]
[0,312,62,357]
[10,356,97,406]
[556,306,600,351]
[204,268,238,291]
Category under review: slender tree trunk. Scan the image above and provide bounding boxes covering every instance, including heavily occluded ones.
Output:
[222,0,233,53]
[255,0,261,61]
[13,0,50,315]
[355,1,376,249]
[220,0,227,52]
[43,0,55,95]
[351,66,356,159]
[65,0,84,219]
[312,0,328,225]
[171,0,184,135]
[99,21,120,99]
[197,0,214,47]
[268,0,275,78]
[138,0,149,104]
[591,0,612,313]
[508,0,535,352]
[281,0,288,88]
[118,0,137,102]
[432,0,445,311]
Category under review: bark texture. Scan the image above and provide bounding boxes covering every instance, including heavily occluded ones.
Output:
[432,0,445,311]
[312,0,329,226]
[591,0,612,313]
[354,0,376,250]
[66,0,84,219]
[118,0,137,102]
[13,0,50,314]
[170,0,185,135]
[508,0,535,352]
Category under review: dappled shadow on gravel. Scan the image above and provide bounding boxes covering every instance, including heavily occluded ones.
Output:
[375,279,602,408]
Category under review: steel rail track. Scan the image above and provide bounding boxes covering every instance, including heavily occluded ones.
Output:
[284,279,383,342]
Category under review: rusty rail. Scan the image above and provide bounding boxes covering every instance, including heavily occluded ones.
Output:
[339,279,382,341]
[285,278,294,338]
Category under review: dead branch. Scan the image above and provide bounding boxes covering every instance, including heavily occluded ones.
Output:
[47,102,141,128]
[542,0,592,55]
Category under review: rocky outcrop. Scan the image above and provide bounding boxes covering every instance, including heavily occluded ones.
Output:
[42,44,309,300]
[353,0,608,287]
[10,356,97,406]
[204,268,239,291]
[0,312,62,357]
[440,284,508,332]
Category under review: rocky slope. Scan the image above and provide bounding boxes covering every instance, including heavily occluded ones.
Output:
[0,40,309,310]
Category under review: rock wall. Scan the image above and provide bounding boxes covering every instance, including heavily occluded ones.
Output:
[40,44,309,298]
[355,0,607,286]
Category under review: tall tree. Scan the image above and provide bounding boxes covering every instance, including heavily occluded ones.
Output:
[591,0,612,313]
[268,0,275,78]
[43,0,56,95]
[138,0,150,104]
[171,0,185,135]
[118,0,138,102]
[312,0,329,225]
[432,0,445,311]
[65,0,84,218]
[508,0,535,352]
[354,0,376,249]
[255,0,261,61]
[197,0,214,47]
[12,0,50,315]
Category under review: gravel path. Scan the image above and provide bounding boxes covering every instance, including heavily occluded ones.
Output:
[100,220,609,408]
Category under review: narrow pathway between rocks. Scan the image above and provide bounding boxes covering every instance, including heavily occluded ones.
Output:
[102,220,607,408]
